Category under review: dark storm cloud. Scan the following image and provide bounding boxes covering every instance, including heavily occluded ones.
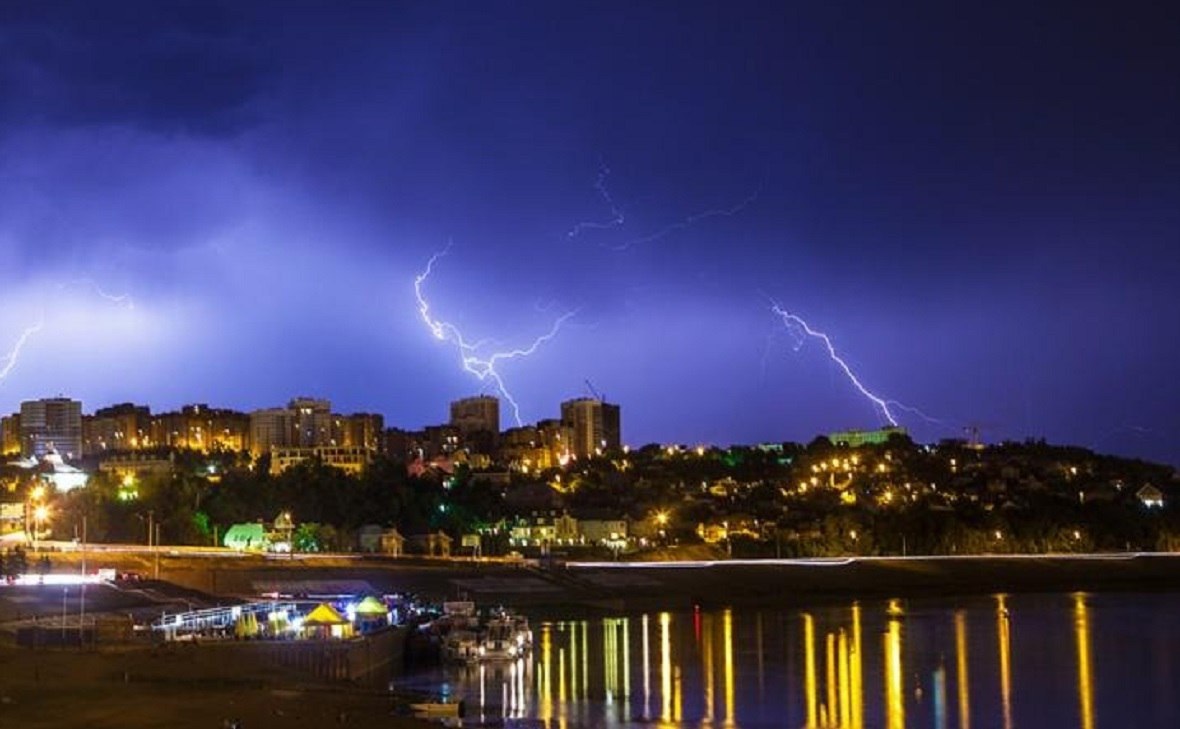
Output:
[0,1,275,135]
[0,1,1177,463]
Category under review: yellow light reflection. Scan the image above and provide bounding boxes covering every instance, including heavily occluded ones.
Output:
[851,605,863,729]
[642,614,651,719]
[955,611,970,729]
[540,623,553,723]
[660,612,672,723]
[570,623,578,702]
[702,612,715,721]
[837,630,850,729]
[622,617,631,701]
[996,595,1012,729]
[803,613,818,727]
[826,632,838,726]
[582,620,589,699]
[1074,593,1096,729]
[723,609,735,727]
[885,617,904,729]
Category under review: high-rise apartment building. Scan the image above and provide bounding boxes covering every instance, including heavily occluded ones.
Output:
[334,412,385,451]
[449,395,500,453]
[249,407,294,457]
[290,397,333,448]
[560,397,622,458]
[20,397,83,459]
[83,403,152,455]
[1,413,21,456]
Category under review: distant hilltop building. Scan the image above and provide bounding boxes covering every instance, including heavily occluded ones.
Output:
[19,397,83,460]
[449,395,500,453]
[248,397,383,458]
[828,426,907,448]
[561,397,621,458]
[2,389,624,475]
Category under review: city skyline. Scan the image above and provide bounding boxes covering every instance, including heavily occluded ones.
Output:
[1,3,1178,465]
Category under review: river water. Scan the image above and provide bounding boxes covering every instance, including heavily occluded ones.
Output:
[394,591,1180,727]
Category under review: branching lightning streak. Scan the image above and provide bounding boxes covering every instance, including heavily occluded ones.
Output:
[611,189,761,251]
[0,320,45,385]
[65,279,135,309]
[415,246,576,427]
[566,164,625,238]
[771,302,901,426]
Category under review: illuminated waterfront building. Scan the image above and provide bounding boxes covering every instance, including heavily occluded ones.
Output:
[20,397,83,460]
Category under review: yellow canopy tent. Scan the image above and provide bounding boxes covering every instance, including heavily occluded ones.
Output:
[302,603,353,639]
[354,596,388,616]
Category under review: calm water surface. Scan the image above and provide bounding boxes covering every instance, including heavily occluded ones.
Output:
[395,592,1180,727]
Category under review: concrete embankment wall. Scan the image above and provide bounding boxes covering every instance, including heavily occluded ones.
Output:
[44,551,1180,610]
[192,626,407,685]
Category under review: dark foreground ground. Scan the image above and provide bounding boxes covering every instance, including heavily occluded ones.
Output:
[0,643,436,729]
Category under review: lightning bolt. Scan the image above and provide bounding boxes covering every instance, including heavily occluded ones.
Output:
[0,320,45,385]
[415,245,576,426]
[565,161,758,249]
[610,189,761,251]
[1,279,134,388]
[65,279,135,309]
[771,302,903,426]
[566,163,625,238]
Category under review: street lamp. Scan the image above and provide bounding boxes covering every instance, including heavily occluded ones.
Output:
[33,504,50,549]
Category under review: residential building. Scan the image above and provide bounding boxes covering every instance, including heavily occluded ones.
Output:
[536,419,574,468]
[250,407,294,456]
[449,395,500,453]
[290,397,333,447]
[828,426,908,448]
[1,413,20,456]
[560,397,621,458]
[334,412,385,451]
[83,403,151,454]
[20,397,83,459]
[270,446,372,475]
[150,404,249,452]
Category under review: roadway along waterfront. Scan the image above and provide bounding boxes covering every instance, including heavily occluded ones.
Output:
[32,548,1180,609]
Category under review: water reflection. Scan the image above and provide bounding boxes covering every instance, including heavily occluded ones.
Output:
[1074,593,1095,729]
[399,591,1180,728]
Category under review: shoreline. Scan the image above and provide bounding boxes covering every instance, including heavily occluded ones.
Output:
[40,549,1180,609]
[4,553,1179,726]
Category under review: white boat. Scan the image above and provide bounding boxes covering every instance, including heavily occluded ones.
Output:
[444,628,481,663]
[478,613,531,661]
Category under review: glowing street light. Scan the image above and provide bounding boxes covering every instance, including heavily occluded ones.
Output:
[32,504,50,549]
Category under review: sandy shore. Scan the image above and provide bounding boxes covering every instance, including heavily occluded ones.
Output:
[0,642,435,729]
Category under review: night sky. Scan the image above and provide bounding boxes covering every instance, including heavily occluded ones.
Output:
[1,2,1178,463]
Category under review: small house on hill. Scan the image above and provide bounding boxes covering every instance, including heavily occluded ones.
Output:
[224,523,269,552]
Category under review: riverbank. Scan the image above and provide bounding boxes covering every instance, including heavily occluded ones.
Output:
[41,549,1180,610]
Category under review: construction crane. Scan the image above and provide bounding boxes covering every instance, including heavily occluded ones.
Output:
[963,422,999,449]
[584,379,604,401]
